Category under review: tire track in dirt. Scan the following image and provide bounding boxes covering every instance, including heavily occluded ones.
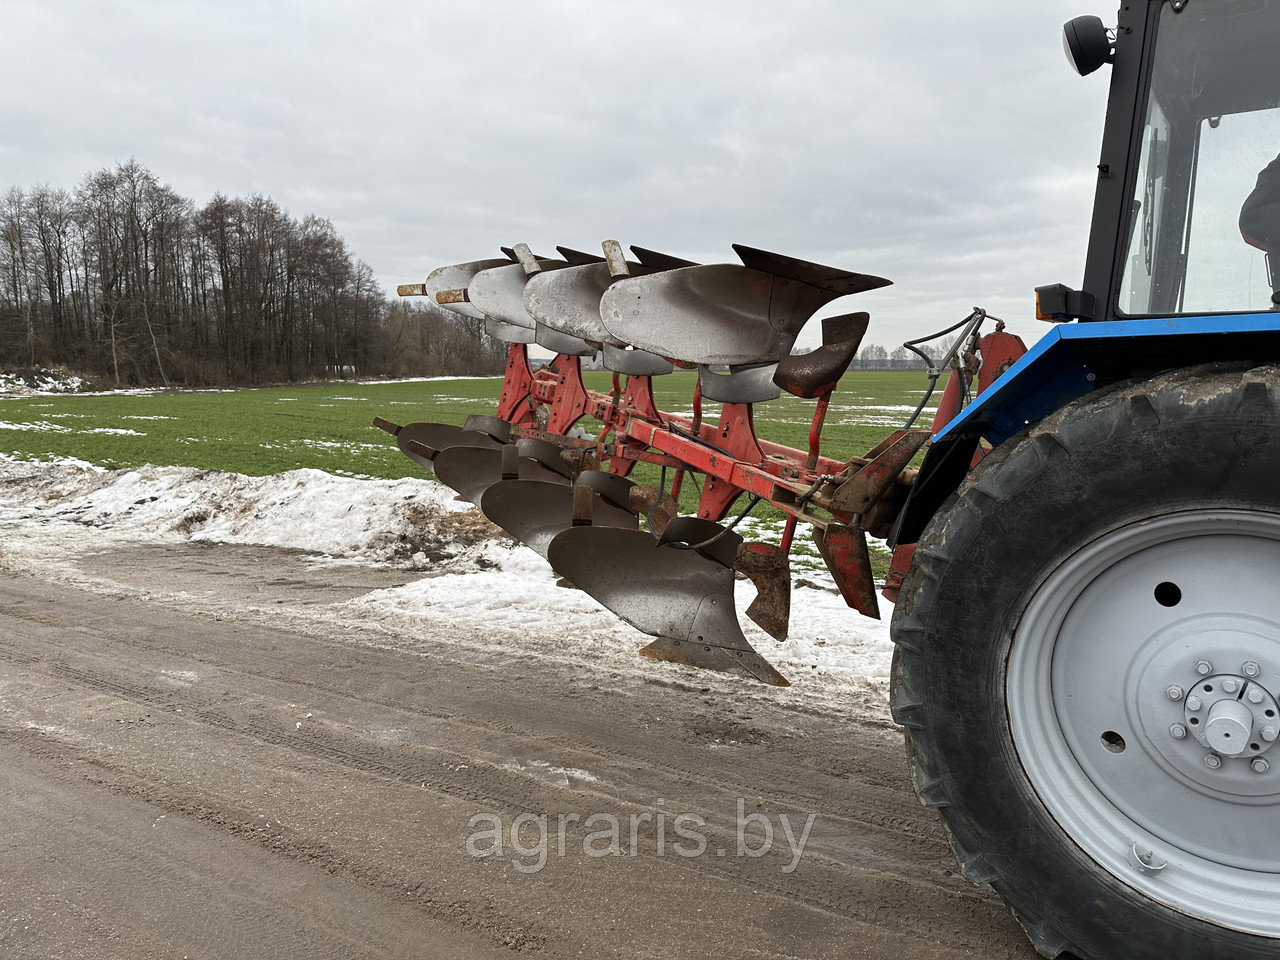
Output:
[0,588,947,847]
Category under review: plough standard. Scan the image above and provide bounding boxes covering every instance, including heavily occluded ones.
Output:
[379,240,1025,685]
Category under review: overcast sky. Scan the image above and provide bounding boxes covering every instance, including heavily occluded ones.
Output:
[1,0,1118,350]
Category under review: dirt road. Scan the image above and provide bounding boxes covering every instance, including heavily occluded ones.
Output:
[0,542,1036,960]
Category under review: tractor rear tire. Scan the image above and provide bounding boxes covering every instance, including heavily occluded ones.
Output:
[891,364,1280,960]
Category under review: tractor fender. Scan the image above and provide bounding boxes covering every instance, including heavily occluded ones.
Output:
[890,312,1280,547]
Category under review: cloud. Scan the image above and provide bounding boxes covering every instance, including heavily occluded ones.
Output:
[0,0,1116,348]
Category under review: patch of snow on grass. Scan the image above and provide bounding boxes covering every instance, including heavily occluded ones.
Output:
[0,420,73,433]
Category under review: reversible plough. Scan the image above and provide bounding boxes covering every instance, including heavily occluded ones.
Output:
[379,241,1026,686]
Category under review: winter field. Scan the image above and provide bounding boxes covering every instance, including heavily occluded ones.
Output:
[0,370,935,480]
[0,370,939,714]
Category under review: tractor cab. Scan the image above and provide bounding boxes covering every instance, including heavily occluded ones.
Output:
[1080,0,1280,320]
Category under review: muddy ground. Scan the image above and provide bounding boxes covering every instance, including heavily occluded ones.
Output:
[0,541,1037,959]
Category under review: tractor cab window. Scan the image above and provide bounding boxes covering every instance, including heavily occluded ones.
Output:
[1119,0,1280,317]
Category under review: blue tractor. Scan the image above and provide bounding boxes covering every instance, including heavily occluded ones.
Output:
[889,2,1280,957]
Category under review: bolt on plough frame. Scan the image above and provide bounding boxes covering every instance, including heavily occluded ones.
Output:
[380,240,1024,686]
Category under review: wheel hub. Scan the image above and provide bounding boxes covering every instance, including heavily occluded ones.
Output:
[1143,662,1279,782]
[1135,645,1280,803]
[1166,669,1280,759]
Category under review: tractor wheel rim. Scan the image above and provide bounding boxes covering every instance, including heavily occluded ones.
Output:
[1008,510,1280,936]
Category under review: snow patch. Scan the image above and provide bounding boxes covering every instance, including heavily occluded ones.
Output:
[0,456,472,564]
[0,420,72,433]
[0,370,87,396]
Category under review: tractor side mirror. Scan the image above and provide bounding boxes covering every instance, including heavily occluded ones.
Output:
[1063,15,1113,76]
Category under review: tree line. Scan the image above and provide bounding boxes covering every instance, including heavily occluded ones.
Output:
[0,160,506,386]
[850,343,928,371]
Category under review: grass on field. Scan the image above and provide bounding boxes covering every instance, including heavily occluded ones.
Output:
[1,370,938,576]
[0,370,935,479]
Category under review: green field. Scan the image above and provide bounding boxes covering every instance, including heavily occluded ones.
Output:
[0,370,936,484]
[2,371,937,579]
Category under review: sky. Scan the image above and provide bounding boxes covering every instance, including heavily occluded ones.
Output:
[0,0,1119,350]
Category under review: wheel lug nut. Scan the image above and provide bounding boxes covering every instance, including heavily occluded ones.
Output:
[1243,661,1261,678]
[1187,696,1204,712]
[1264,727,1279,743]
[1169,723,1188,740]
[1196,659,1214,676]
[1205,753,1223,770]
[1167,685,1184,701]
[1223,678,1240,694]
[1253,758,1270,775]
[1249,689,1266,705]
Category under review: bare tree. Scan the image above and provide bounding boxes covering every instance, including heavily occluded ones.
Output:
[0,161,505,385]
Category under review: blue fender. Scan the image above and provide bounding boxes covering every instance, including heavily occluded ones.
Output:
[891,312,1280,546]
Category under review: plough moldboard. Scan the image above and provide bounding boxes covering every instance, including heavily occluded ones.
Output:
[381,241,1025,686]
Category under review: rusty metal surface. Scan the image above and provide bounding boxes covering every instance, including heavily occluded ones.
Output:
[511,243,541,275]
[813,524,880,620]
[626,485,677,535]
[881,543,916,603]
[773,314,869,399]
[546,526,789,686]
[735,542,791,641]
[434,288,469,305]
[396,283,427,297]
[570,484,595,525]
[861,482,910,540]
[601,239,629,279]
[830,431,930,516]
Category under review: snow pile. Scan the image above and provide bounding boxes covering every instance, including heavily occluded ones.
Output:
[0,369,88,396]
[0,457,476,565]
